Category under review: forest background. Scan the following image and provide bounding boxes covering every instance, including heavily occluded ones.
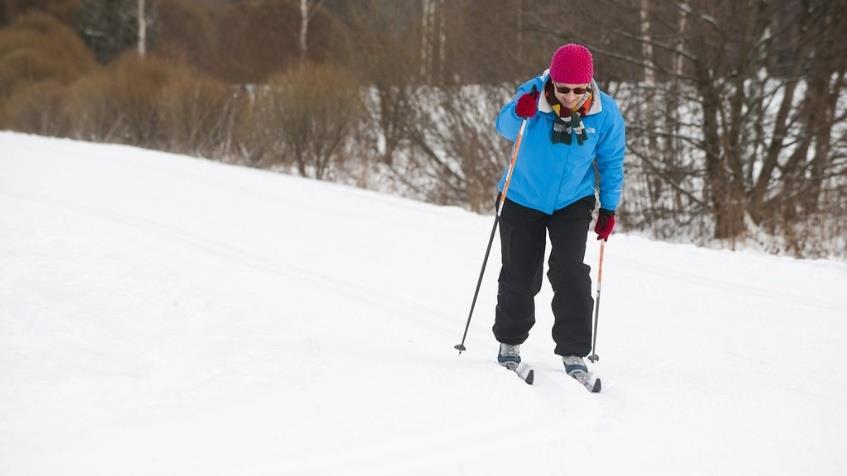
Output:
[1,0,845,258]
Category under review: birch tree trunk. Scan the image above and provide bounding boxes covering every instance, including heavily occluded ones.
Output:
[299,0,308,63]
[420,0,446,83]
[137,0,146,57]
[420,0,434,82]
[673,0,688,78]
[299,0,325,65]
[639,0,655,84]
[639,0,662,218]
[668,0,688,211]
[437,0,445,84]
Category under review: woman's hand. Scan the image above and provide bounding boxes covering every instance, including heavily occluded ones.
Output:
[515,86,539,119]
[594,209,616,241]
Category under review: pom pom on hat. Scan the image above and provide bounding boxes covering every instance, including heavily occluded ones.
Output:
[550,43,593,84]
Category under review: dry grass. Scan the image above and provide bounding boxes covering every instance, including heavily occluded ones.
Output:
[2,78,70,135]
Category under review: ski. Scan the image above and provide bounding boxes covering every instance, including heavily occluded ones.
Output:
[569,370,601,393]
[504,362,534,385]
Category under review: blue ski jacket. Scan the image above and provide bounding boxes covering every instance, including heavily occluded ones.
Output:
[495,71,626,214]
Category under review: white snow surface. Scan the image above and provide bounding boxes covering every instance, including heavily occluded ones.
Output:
[2,132,847,475]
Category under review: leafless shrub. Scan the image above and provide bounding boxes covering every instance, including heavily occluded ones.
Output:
[65,54,241,157]
[0,11,94,99]
[248,63,363,180]
[158,67,241,158]
[399,85,511,212]
[65,54,170,145]
[2,79,71,135]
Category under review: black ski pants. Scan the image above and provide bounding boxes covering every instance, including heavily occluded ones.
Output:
[493,195,595,357]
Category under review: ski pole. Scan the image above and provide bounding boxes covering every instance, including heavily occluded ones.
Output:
[588,240,605,363]
[455,117,529,354]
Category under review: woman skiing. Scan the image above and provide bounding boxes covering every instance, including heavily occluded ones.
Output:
[492,43,625,381]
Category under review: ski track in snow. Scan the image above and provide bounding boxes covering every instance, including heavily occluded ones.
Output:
[0,185,458,337]
[2,133,847,475]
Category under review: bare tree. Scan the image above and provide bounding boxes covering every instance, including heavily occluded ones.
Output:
[298,0,326,64]
[137,0,146,56]
[605,0,846,251]
[639,0,655,85]
[516,0,845,253]
[260,63,363,180]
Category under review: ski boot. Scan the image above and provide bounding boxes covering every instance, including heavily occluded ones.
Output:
[562,355,588,377]
[564,354,601,392]
[497,343,521,370]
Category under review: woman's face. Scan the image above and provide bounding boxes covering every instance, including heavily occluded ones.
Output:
[552,82,591,110]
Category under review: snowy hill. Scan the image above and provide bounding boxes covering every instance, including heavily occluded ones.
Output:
[2,132,846,475]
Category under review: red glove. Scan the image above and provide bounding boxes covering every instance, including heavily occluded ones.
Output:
[515,86,539,119]
[594,209,616,241]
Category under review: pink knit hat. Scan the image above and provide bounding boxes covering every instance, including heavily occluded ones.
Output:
[549,43,593,84]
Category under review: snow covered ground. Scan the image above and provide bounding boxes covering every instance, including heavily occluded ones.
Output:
[2,132,846,475]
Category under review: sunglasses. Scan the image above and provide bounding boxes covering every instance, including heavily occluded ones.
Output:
[554,85,590,95]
